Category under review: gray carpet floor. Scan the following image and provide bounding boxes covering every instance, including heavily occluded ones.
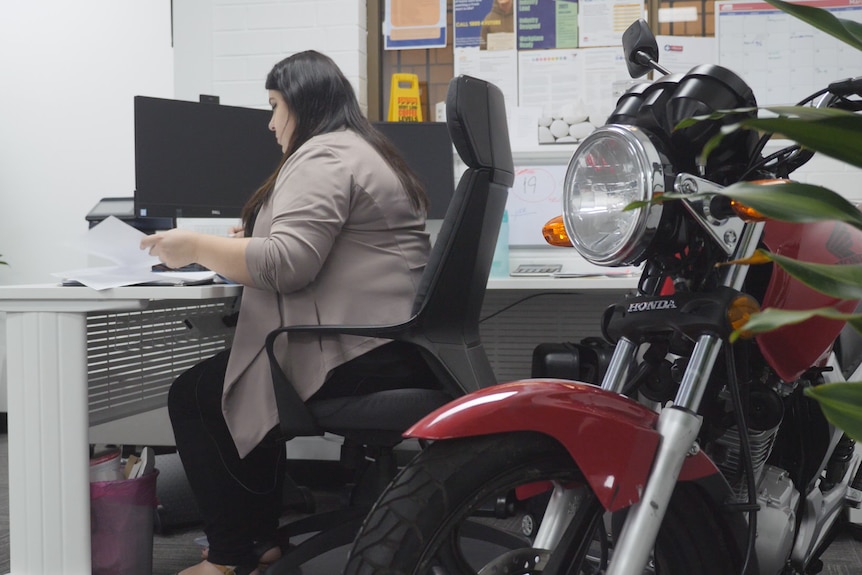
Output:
[0,433,859,574]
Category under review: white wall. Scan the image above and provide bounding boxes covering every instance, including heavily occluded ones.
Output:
[0,0,368,287]
[0,1,174,285]
[789,151,862,204]
[0,0,173,414]
[174,0,368,111]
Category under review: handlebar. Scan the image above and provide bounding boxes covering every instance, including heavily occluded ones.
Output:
[827,75,862,97]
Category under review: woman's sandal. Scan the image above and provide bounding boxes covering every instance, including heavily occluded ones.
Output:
[251,540,282,571]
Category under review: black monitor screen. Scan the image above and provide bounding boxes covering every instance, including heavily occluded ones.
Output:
[133,97,454,221]
[373,122,454,220]
[134,96,281,219]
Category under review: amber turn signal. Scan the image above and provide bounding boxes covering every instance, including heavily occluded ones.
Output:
[727,294,760,337]
[730,179,790,222]
[543,215,573,247]
[730,200,767,222]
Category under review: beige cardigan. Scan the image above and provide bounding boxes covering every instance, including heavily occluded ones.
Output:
[222,129,430,457]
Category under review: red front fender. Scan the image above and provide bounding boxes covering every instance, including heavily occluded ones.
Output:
[406,379,719,511]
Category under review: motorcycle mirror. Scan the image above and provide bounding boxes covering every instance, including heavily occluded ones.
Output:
[622,19,671,78]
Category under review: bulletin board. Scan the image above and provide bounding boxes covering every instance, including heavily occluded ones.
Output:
[716,0,862,106]
[507,164,569,247]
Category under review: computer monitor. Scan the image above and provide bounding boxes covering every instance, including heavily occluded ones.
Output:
[373,122,454,220]
[133,97,455,223]
[134,96,281,219]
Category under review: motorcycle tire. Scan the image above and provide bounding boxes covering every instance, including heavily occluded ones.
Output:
[345,431,739,575]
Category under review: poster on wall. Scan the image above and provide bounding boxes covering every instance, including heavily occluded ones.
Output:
[654,35,717,72]
[518,47,633,145]
[384,0,448,50]
[580,46,636,121]
[454,0,519,106]
[455,0,515,50]
[518,50,581,116]
[578,0,644,47]
[518,0,579,50]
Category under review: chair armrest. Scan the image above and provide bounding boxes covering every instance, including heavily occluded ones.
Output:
[263,317,419,438]
[264,318,417,341]
[265,336,321,438]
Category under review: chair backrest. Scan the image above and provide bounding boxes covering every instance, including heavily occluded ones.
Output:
[406,75,514,394]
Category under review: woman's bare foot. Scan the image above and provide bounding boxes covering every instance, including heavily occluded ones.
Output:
[257,546,282,567]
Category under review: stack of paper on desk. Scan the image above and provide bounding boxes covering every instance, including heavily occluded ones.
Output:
[53,216,217,290]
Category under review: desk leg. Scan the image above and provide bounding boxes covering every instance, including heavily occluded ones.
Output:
[6,311,91,574]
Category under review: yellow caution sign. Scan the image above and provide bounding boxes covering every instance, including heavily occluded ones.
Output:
[388,73,423,122]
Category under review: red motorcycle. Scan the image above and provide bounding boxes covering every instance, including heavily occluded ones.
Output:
[344,20,862,575]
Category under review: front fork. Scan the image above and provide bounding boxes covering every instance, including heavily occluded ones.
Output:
[531,336,721,563]
[605,334,721,575]
[534,218,766,572]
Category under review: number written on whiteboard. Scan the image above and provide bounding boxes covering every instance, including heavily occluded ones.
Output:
[506,165,567,246]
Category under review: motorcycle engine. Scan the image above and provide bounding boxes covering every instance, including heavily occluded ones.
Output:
[704,385,800,574]
[706,385,784,501]
[752,465,801,574]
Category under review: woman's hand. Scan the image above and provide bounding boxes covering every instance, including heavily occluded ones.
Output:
[228,225,245,238]
[140,229,202,269]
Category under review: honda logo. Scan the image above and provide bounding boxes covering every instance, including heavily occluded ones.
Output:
[627,300,678,312]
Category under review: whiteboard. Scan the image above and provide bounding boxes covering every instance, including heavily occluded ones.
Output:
[507,164,568,246]
[716,0,862,107]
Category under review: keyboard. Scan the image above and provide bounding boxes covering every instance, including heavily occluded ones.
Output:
[510,263,563,276]
[175,217,240,237]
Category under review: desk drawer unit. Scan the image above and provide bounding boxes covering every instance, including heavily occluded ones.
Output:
[86,296,238,425]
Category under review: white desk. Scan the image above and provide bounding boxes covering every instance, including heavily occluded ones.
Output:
[0,283,241,575]
[0,276,635,574]
[486,275,637,291]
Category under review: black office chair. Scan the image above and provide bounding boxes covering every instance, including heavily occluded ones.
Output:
[263,74,514,572]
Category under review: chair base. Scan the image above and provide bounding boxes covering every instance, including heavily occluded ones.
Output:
[267,507,370,574]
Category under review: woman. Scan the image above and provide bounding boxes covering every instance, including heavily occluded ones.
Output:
[141,50,435,575]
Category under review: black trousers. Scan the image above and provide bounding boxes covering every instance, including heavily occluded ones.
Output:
[167,341,438,567]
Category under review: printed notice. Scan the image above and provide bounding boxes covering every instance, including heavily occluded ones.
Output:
[579,0,644,47]
[518,0,579,50]
[385,0,447,49]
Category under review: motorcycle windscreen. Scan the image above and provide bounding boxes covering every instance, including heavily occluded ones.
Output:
[757,220,862,382]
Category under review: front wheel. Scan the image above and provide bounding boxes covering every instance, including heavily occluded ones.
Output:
[345,432,740,574]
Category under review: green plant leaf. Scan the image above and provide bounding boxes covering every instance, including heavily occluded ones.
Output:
[761,250,862,300]
[677,107,862,168]
[731,306,862,342]
[674,109,758,130]
[764,0,862,52]
[699,122,750,166]
[763,106,856,120]
[737,114,862,169]
[717,181,862,231]
[805,383,862,442]
[626,181,862,234]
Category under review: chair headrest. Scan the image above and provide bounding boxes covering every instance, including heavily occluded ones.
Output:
[446,75,515,187]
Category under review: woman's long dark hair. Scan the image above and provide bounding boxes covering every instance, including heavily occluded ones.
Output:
[241,50,428,231]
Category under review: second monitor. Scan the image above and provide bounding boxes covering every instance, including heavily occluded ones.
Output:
[372,121,454,220]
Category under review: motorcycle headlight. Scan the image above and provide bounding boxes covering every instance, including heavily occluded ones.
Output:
[562,125,665,266]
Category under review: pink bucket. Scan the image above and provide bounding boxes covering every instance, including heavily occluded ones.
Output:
[90,469,159,575]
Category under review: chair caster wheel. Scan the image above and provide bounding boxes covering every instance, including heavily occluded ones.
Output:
[521,513,537,538]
